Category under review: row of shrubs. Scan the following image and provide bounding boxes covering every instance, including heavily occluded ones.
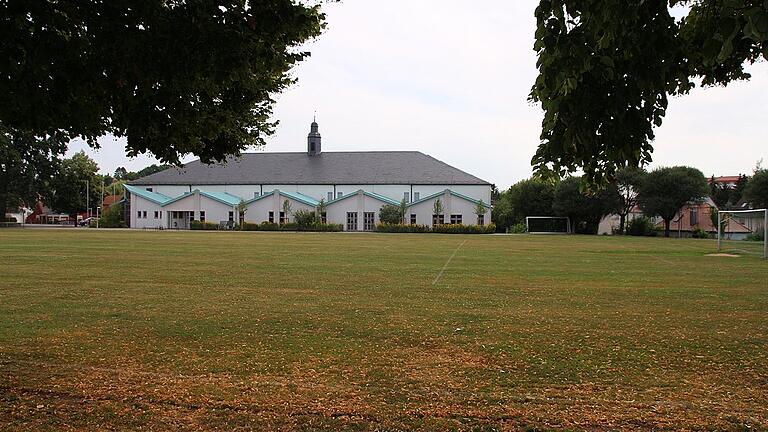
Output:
[375,223,496,234]
[190,220,343,232]
[240,221,343,232]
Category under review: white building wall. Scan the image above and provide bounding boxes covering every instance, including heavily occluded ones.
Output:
[129,195,166,229]
[325,191,392,231]
[244,192,315,224]
[405,191,490,227]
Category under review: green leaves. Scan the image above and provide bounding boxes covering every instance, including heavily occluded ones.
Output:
[0,0,325,165]
[531,0,767,186]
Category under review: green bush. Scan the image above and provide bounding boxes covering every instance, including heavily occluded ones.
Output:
[746,231,765,242]
[626,216,657,237]
[508,222,527,234]
[376,223,430,233]
[432,224,496,234]
[259,221,280,231]
[691,227,711,239]
[375,223,495,234]
[297,223,343,232]
[99,204,126,228]
[292,209,318,227]
[379,204,403,224]
[240,222,260,231]
[190,220,219,230]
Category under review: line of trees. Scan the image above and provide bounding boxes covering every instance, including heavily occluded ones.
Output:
[492,165,768,237]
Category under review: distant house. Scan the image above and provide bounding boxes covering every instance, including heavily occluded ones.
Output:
[660,197,752,239]
[102,195,123,210]
[708,176,741,188]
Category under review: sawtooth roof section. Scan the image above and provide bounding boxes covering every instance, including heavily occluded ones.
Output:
[128,151,490,186]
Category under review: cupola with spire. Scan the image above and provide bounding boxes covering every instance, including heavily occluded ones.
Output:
[307,116,321,156]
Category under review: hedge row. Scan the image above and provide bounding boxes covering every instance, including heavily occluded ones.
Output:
[241,221,343,232]
[376,223,496,234]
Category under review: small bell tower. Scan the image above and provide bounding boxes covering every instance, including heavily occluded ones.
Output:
[307,116,321,156]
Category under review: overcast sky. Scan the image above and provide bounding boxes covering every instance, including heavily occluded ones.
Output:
[68,0,768,189]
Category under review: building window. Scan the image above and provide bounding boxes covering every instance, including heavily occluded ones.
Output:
[228,211,234,222]
[146,187,153,192]
[268,211,274,223]
[346,212,358,231]
[279,211,287,224]
[327,192,334,201]
[254,191,260,198]
[200,211,206,222]
[363,212,375,231]
[450,214,462,224]
[477,214,484,226]
[414,192,420,201]
[143,211,147,219]
[137,211,142,219]
[337,191,343,199]
[690,208,698,225]
[432,214,445,225]
[410,214,417,225]
[153,211,159,219]
[321,212,327,224]
[189,212,195,223]
[403,192,410,203]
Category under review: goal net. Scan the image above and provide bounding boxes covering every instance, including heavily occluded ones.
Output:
[525,216,570,234]
[716,209,767,258]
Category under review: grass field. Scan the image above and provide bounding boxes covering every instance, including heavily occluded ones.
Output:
[1,229,766,431]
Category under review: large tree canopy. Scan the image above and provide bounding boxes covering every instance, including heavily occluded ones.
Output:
[0,126,67,219]
[743,169,768,208]
[530,0,768,184]
[0,0,325,164]
[637,166,708,237]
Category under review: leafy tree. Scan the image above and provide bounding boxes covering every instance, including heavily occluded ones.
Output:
[316,198,327,221]
[379,204,403,225]
[433,198,444,216]
[0,126,67,219]
[491,191,514,232]
[730,174,750,205]
[743,169,768,208]
[507,179,556,225]
[281,199,292,224]
[99,202,126,228]
[530,0,768,184]
[0,1,325,165]
[474,201,488,225]
[399,198,408,224]
[553,176,620,234]
[292,209,318,227]
[236,199,247,227]
[637,166,709,237]
[49,151,101,215]
[708,176,732,208]
[615,166,646,234]
[113,167,129,181]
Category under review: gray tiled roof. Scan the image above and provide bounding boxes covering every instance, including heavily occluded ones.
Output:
[129,151,490,186]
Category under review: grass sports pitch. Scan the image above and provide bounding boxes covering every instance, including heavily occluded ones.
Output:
[1,229,766,430]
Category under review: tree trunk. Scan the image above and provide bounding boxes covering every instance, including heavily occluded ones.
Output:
[0,193,7,223]
[664,219,671,237]
[619,213,627,234]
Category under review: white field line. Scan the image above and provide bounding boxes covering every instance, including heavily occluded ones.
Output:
[432,239,467,285]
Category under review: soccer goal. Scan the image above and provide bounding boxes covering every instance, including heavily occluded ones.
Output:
[525,216,570,234]
[716,209,767,259]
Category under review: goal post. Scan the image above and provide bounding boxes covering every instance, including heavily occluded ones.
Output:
[525,216,571,234]
[717,208,767,259]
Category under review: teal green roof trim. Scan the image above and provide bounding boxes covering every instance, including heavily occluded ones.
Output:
[123,184,173,205]
[244,191,274,205]
[199,190,243,206]
[279,190,319,206]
